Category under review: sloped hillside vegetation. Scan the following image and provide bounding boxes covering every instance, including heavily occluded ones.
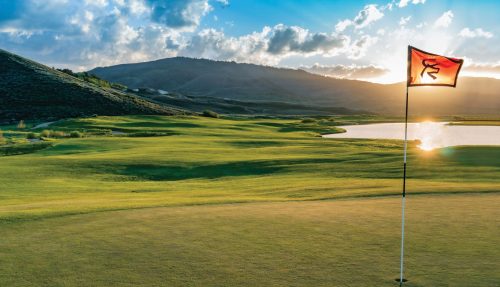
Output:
[0,49,185,123]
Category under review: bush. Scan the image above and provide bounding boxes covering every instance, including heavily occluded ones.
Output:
[17,120,26,129]
[202,110,219,118]
[40,130,65,138]
[69,131,83,138]
[26,132,37,139]
[40,130,51,138]
[50,131,66,138]
[301,118,316,124]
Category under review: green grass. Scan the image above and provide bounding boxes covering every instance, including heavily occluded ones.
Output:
[449,120,500,126]
[0,115,498,222]
[0,194,498,286]
[0,115,498,286]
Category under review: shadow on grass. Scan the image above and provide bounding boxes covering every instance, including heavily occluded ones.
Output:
[115,121,202,128]
[229,140,288,148]
[441,146,500,167]
[254,121,343,134]
[105,158,361,181]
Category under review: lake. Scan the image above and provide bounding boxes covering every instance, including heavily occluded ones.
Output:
[323,122,500,150]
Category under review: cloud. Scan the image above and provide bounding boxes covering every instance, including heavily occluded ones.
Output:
[335,19,351,33]
[335,4,384,32]
[352,5,384,29]
[463,62,500,74]
[146,0,212,29]
[0,0,194,69]
[301,63,389,80]
[348,35,378,59]
[399,16,411,26]
[84,0,108,7]
[0,0,77,33]
[214,0,229,7]
[267,25,347,55]
[397,0,426,8]
[181,25,351,65]
[434,10,453,28]
[459,28,493,39]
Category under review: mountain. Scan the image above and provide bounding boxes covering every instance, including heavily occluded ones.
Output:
[91,57,500,116]
[0,49,185,123]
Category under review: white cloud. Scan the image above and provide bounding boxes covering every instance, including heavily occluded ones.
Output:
[398,0,410,8]
[84,0,108,7]
[335,19,352,33]
[129,0,149,15]
[148,0,213,30]
[464,62,500,73]
[459,28,493,39]
[398,0,426,8]
[434,10,454,28]
[352,5,384,29]
[412,0,426,4]
[181,24,351,65]
[348,35,378,59]
[335,4,384,32]
[416,22,427,29]
[215,0,229,7]
[399,16,411,26]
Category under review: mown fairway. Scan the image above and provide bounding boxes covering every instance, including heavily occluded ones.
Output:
[0,115,499,286]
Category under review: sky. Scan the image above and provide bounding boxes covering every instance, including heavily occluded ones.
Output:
[0,0,499,83]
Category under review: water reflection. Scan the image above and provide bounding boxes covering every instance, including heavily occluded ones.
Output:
[323,122,500,151]
[414,121,445,151]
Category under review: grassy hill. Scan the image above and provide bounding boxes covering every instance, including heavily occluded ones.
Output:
[91,57,500,116]
[0,49,185,123]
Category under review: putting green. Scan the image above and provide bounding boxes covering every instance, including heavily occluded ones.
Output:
[0,194,498,286]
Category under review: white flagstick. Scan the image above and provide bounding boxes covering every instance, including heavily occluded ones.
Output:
[399,80,410,286]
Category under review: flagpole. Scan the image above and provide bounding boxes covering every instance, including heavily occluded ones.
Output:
[399,80,409,286]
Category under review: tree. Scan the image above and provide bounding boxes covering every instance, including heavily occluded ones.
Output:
[17,120,26,129]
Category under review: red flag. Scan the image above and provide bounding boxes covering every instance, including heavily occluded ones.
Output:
[407,46,463,87]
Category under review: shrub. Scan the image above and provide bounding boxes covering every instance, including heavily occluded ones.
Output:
[17,120,26,129]
[301,118,316,124]
[26,132,37,139]
[40,130,51,138]
[50,130,66,138]
[202,110,219,118]
[69,131,83,138]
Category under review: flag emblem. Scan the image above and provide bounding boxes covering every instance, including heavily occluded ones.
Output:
[407,46,463,87]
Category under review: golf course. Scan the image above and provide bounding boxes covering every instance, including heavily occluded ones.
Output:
[0,115,498,286]
[1,0,500,285]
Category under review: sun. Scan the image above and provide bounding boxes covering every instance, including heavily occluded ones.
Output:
[414,121,445,151]
[418,140,436,151]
